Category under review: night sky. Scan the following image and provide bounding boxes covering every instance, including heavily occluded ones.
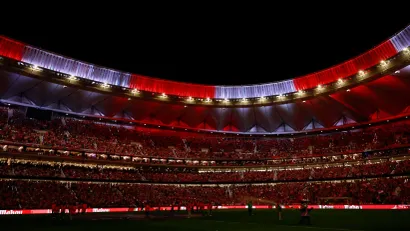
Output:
[3,19,408,85]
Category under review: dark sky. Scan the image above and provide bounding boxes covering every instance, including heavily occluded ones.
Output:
[3,19,408,85]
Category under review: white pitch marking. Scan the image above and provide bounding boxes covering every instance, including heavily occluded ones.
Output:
[211,220,364,231]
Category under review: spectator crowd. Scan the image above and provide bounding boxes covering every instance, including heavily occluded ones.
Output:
[0,107,409,210]
[1,159,410,183]
[0,177,408,210]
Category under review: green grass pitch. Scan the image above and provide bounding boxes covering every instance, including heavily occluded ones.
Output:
[1,209,410,231]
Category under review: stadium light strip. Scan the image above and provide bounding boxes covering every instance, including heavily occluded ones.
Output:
[0,44,410,107]
[1,26,410,100]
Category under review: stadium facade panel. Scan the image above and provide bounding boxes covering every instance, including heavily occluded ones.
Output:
[1,25,409,99]
[0,65,410,134]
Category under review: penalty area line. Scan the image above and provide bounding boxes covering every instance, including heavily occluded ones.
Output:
[210,220,364,231]
[276,225,365,231]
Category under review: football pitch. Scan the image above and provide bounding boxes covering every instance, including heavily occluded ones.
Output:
[1,210,410,231]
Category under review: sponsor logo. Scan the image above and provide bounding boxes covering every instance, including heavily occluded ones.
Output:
[395,205,410,209]
[344,205,362,209]
[92,208,110,213]
[319,205,334,209]
[0,210,23,215]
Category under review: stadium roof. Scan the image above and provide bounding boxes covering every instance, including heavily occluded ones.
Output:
[1,25,409,100]
[1,26,410,134]
[0,65,410,134]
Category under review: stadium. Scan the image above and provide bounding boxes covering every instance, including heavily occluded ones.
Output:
[0,24,410,231]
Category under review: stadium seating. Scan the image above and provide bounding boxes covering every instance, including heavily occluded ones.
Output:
[1,106,410,210]
[1,107,410,163]
[1,160,409,183]
[0,177,408,209]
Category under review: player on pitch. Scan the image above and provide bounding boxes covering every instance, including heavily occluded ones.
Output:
[299,200,313,225]
[276,203,283,221]
[247,200,253,216]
